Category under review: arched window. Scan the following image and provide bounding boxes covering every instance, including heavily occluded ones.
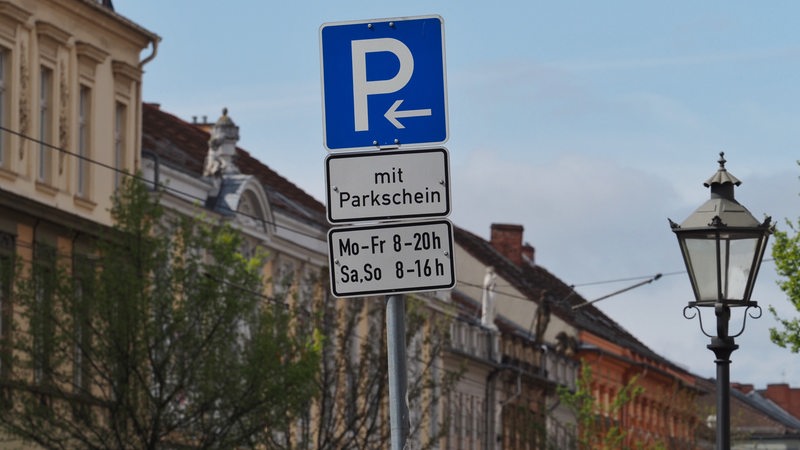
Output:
[237,190,266,230]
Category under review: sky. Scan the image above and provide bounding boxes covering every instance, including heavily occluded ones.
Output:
[120,1,800,389]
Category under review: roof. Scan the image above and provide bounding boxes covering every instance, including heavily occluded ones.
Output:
[695,378,800,439]
[87,0,161,44]
[744,390,800,432]
[141,103,327,229]
[142,102,686,378]
[454,224,679,369]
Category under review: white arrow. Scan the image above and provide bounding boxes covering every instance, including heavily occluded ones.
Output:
[384,100,432,129]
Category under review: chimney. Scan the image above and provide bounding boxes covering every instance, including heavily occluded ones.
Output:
[490,223,524,266]
[763,383,800,420]
[192,115,214,133]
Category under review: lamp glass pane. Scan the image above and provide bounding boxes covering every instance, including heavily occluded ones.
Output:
[723,237,758,301]
[683,238,719,302]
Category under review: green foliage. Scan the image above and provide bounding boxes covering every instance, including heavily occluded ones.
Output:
[1,177,320,449]
[770,216,800,352]
[556,364,665,450]
[308,294,461,450]
[405,297,464,450]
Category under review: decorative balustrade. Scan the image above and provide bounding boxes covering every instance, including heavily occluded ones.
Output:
[448,319,491,361]
[543,349,578,391]
[447,319,578,390]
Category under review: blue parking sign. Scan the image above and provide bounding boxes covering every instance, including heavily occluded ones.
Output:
[320,16,448,151]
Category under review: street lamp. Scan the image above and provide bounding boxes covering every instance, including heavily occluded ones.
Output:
[669,152,772,450]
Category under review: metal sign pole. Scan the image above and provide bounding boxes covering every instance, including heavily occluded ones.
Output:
[386,294,409,450]
[320,16,450,450]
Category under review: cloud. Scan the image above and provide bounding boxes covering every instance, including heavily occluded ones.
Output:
[452,150,683,277]
[451,150,800,387]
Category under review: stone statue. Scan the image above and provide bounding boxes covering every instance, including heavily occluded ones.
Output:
[481,266,497,330]
[203,107,240,177]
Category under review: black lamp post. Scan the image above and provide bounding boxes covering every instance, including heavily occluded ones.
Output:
[669,152,772,450]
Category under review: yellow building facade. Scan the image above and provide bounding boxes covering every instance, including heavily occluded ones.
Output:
[0,1,156,447]
[0,0,157,226]
[0,3,714,449]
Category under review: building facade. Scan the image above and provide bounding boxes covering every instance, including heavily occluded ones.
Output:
[142,102,581,450]
[0,0,157,227]
[454,224,580,449]
[4,3,797,450]
[0,1,157,447]
[459,223,702,449]
[761,384,800,423]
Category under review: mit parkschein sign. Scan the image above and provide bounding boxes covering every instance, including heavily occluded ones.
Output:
[325,148,450,224]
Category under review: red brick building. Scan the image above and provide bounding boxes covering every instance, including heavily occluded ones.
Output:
[693,381,800,448]
[762,384,800,422]
[461,223,702,448]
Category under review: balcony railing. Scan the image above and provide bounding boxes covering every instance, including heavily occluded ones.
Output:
[543,349,577,391]
[448,319,577,390]
[448,319,491,361]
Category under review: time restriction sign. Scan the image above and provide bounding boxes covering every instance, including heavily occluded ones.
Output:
[328,219,455,297]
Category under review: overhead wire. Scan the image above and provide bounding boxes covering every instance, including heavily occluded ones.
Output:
[2,104,791,400]
[2,126,789,376]
[458,271,671,307]
[2,240,447,369]
[4,237,292,305]
[0,125,781,323]
[0,124,330,245]
[571,273,662,310]
[6,242,440,368]
[572,272,677,287]
[0,123,665,311]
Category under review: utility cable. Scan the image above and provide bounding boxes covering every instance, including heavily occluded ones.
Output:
[572,273,662,310]
[0,125,329,245]
[1,126,780,321]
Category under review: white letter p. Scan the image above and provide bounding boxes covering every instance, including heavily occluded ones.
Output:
[351,38,413,132]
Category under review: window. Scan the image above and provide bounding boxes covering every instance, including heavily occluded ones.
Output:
[114,102,126,188]
[33,243,56,385]
[72,254,93,396]
[0,232,14,379]
[77,85,91,196]
[273,257,296,298]
[38,66,53,183]
[0,48,7,168]
[296,266,316,333]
